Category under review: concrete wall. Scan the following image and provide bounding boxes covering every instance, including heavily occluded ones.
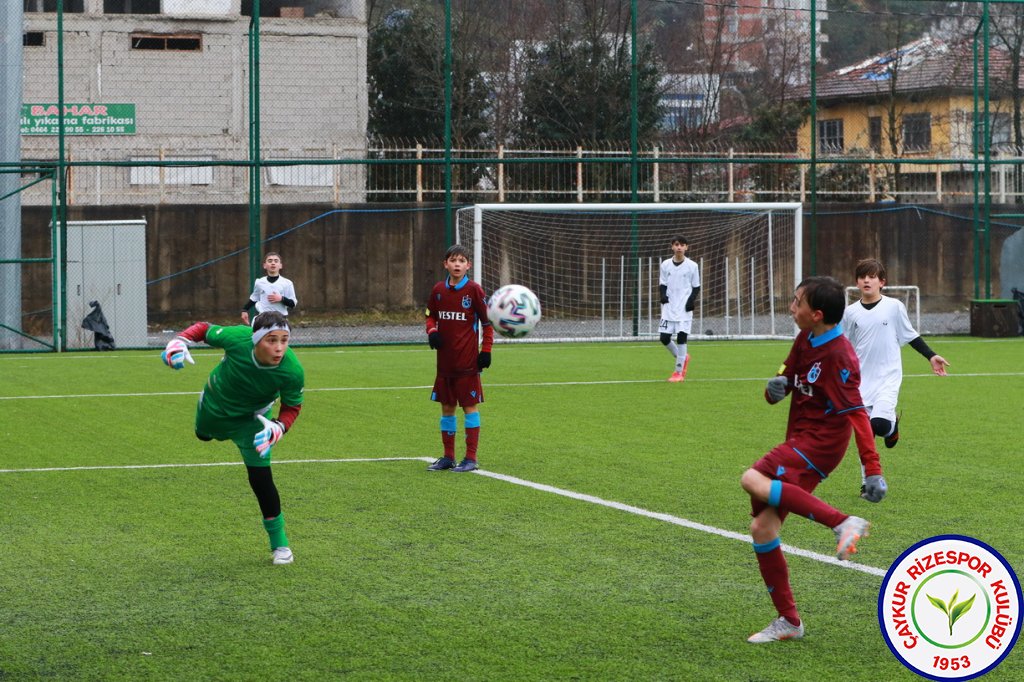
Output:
[19,203,1019,331]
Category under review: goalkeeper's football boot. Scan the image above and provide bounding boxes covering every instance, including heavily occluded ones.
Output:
[271,547,294,565]
[668,371,684,383]
[681,354,691,380]
[884,414,901,449]
[452,458,478,473]
[427,456,455,471]
[747,616,805,644]
[833,516,870,561]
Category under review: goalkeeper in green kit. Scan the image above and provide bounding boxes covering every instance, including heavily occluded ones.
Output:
[161,310,304,565]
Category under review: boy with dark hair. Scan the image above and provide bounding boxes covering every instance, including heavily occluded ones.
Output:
[658,235,701,382]
[842,258,948,458]
[161,310,304,565]
[740,276,887,643]
[242,252,297,326]
[424,244,494,473]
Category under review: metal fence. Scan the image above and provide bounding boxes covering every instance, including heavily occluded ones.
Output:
[2,1,1022,352]
[364,139,1024,206]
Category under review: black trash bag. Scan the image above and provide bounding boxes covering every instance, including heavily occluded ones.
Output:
[1013,288,1024,336]
[81,300,116,350]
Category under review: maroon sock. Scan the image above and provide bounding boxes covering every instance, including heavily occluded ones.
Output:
[464,427,479,462]
[755,543,800,626]
[778,482,846,528]
[442,431,455,459]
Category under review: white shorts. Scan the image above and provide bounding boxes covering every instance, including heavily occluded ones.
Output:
[659,318,692,335]
[865,389,899,424]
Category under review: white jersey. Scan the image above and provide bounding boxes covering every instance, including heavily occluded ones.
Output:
[659,257,701,323]
[249,275,297,316]
[841,295,918,407]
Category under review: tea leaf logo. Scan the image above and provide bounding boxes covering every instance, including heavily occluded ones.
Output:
[927,589,977,636]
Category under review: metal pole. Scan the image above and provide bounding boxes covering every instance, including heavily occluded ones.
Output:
[601,258,606,337]
[982,0,992,298]
[443,0,453,246]
[57,4,67,350]
[809,0,818,274]
[248,2,262,283]
[0,3,24,349]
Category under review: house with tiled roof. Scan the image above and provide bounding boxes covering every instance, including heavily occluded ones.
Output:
[793,36,1023,200]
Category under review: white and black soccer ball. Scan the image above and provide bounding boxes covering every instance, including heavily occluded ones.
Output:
[487,284,542,339]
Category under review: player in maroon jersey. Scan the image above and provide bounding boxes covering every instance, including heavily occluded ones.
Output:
[740,276,888,644]
[424,244,494,472]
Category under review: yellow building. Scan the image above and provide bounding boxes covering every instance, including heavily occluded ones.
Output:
[795,37,1022,201]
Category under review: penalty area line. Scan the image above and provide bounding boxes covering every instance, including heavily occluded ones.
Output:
[471,467,887,578]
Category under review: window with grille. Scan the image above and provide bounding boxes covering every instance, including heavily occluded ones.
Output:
[972,113,1013,149]
[869,117,882,152]
[818,119,844,153]
[902,113,931,152]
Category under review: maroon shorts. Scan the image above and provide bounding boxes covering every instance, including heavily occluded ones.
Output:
[749,442,831,520]
[431,374,484,408]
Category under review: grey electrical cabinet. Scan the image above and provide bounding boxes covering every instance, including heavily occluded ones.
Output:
[65,220,148,349]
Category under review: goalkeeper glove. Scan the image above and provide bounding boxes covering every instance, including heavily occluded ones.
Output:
[684,300,695,312]
[861,475,888,503]
[660,294,669,304]
[765,375,788,403]
[161,338,194,370]
[428,331,442,350]
[477,351,491,370]
[254,414,285,457]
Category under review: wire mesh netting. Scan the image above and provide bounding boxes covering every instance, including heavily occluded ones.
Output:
[3,1,1021,350]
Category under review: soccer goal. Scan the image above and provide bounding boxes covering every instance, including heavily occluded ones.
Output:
[845,285,921,332]
[456,203,802,341]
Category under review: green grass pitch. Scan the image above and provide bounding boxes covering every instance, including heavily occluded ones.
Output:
[1,337,1021,680]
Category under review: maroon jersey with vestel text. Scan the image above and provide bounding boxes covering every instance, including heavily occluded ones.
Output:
[777,325,873,472]
[425,275,493,378]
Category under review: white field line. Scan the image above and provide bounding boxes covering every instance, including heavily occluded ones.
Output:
[2,371,1021,401]
[0,335,1007,365]
[1,454,886,578]
[472,467,886,578]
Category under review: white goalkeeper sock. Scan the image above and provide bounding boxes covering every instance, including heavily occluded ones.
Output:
[664,341,677,359]
[676,343,688,371]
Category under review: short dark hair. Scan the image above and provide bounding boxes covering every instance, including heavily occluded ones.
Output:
[444,244,472,261]
[671,235,688,246]
[854,258,886,282]
[797,276,846,324]
[252,310,289,331]
[263,251,281,261]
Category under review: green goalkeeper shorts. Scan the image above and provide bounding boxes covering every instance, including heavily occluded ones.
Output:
[194,401,271,468]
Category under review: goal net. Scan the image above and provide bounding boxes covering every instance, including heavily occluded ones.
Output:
[846,285,920,332]
[455,203,802,341]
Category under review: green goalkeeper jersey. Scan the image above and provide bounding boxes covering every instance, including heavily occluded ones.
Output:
[201,324,304,419]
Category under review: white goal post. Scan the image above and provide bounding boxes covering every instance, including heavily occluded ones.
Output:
[845,285,921,332]
[456,203,803,341]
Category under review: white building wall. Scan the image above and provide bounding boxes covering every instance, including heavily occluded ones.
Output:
[19,10,367,205]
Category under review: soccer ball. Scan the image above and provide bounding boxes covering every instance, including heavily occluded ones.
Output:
[487,284,542,338]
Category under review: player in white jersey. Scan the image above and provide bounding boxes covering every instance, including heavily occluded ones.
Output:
[242,252,298,325]
[842,259,949,486]
[659,236,701,382]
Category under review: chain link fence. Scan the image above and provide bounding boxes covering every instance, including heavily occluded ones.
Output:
[2,1,1021,350]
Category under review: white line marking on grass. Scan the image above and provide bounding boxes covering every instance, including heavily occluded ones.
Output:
[0,454,886,578]
[6,371,1022,402]
[0,457,427,474]
[471,468,887,578]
